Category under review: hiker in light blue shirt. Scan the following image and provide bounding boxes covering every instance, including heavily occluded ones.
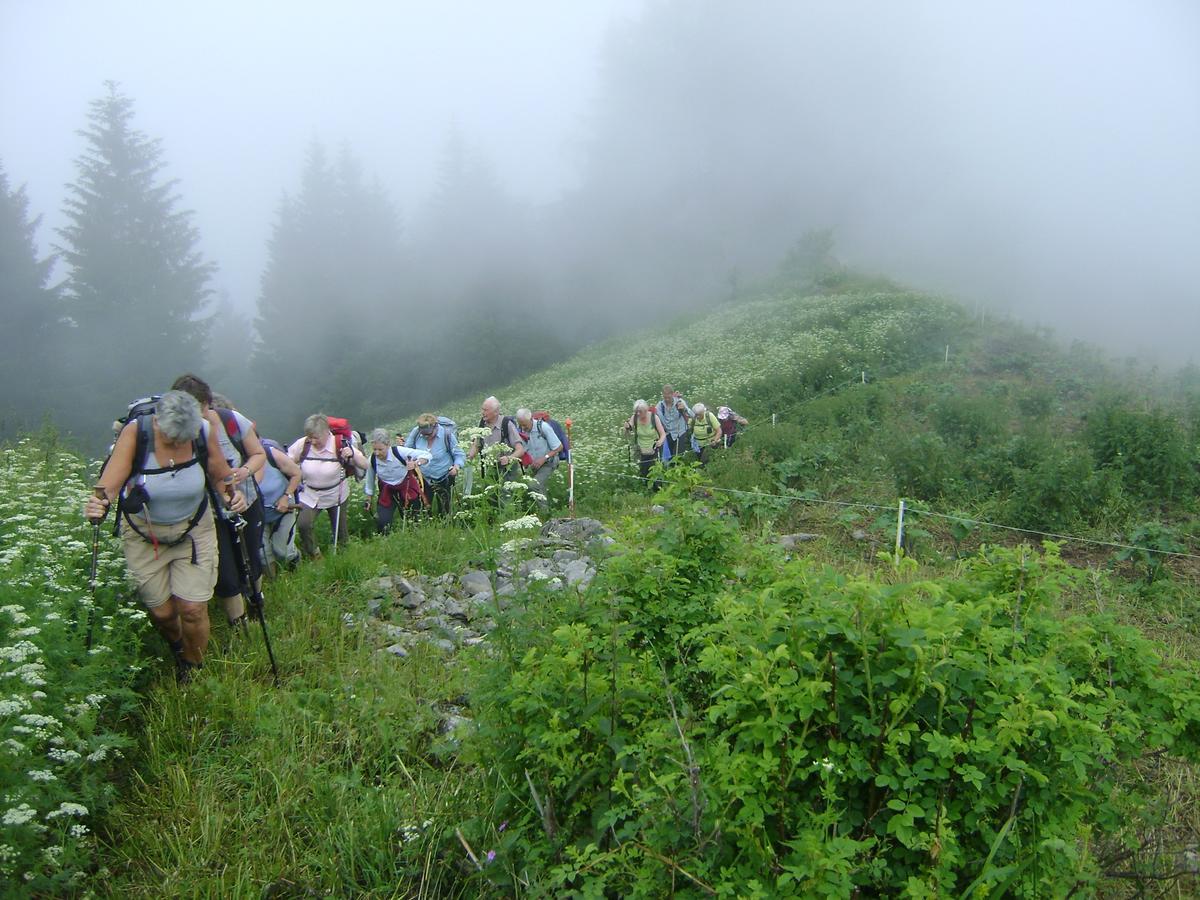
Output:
[655,384,693,462]
[516,408,561,508]
[405,413,466,516]
[365,428,431,531]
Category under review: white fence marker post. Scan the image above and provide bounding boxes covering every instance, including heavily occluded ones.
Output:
[944,344,950,364]
[772,413,777,428]
[861,370,866,384]
[895,499,906,565]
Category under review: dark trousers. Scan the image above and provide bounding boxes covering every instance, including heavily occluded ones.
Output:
[637,452,662,491]
[422,475,454,517]
[215,496,265,597]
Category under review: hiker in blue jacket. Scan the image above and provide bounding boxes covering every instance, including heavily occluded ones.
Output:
[656,384,693,462]
[405,413,465,517]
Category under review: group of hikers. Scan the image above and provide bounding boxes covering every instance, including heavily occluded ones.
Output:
[82,375,746,683]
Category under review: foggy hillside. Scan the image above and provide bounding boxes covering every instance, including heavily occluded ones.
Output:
[1,0,1196,445]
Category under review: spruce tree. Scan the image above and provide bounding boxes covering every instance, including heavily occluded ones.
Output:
[0,162,60,437]
[252,140,402,436]
[56,82,215,418]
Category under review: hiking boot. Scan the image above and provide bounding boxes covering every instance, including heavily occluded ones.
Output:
[176,658,202,685]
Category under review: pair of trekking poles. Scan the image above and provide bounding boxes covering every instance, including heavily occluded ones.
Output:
[85,486,280,685]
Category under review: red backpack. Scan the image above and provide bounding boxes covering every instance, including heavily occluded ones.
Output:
[300,416,361,480]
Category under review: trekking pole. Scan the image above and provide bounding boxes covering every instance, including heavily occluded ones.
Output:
[331,502,340,555]
[565,418,575,517]
[84,486,105,651]
[226,513,280,685]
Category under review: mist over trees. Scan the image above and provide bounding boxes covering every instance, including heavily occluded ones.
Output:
[56,82,215,423]
[0,163,59,435]
[2,1,1194,447]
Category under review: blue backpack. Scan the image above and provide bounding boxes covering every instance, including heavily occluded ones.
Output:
[532,412,570,462]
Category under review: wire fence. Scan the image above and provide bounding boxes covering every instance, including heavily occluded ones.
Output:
[572,463,1200,563]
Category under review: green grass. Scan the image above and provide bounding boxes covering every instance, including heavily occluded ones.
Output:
[73,278,1200,896]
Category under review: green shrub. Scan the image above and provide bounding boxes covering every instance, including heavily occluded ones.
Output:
[467,486,1200,897]
[1085,400,1195,504]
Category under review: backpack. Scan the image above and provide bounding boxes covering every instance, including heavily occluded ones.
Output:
[405,416,457,457]
[108,399,213,547]
[478,415,522,451]
[531,412,570,462]
[300,415,361,480]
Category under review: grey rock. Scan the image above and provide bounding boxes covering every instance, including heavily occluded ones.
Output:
[778,533,820,550]
[561,558,595,588]
[373,576,393,595]
[852,529,868,541]
[341,612,356,628]
[540,517,607,544]
[518,557,555,579]
[381,624,412,641]
[650,504,666,514]
[439,712,473,735]
[432,572,455,587]
[399,589,425,610]
[477,618,498,633]
[463,635,486,647]
[443,598,468,620]
[495,580,516,598]
[552,549,580,565]
[366,597,384,618]
[459,570,492,596]
[428,638,457,653]
[392,576,417,596]
[383,643,409,658]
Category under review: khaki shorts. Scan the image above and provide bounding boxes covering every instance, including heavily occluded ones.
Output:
[121,511,218,607]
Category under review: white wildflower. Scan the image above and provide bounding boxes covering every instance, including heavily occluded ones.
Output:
[2,804,37,826]
[45,802,87,819]
[27,770,56,783]
[498,515,541,532]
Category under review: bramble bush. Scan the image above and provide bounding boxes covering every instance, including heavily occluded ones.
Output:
[467,480,1200,897]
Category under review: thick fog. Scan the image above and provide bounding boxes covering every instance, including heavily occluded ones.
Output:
[1,0,1197,441]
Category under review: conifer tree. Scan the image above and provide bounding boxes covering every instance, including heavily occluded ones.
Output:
[0,162,60,437]
[56,82,215,415]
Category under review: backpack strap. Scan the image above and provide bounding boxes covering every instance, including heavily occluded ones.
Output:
[391,446,405,465]
[215,407,246,463]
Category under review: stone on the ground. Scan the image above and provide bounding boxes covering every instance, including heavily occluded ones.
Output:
[399,589,425,610]
[392,576,417,596]
[383,643,408,658]
[460,569,492,597]
[778,533,820,550]
[561,558,595,588]
[541,517,606,544]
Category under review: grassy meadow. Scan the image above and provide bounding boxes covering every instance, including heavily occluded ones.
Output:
[3,282,1199,896]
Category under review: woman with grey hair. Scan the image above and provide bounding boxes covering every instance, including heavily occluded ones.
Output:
[287,414,368,558]
[624,399,666,485]
[84,390,241,682]
[364,427,431,532]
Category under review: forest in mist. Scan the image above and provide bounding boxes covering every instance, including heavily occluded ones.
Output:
[1,1,1196,447]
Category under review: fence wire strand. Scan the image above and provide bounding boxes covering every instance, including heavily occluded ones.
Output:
[573,464,1200,562]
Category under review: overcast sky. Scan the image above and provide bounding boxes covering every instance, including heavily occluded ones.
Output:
[0,0,645,308]
[2,1,1198,362]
